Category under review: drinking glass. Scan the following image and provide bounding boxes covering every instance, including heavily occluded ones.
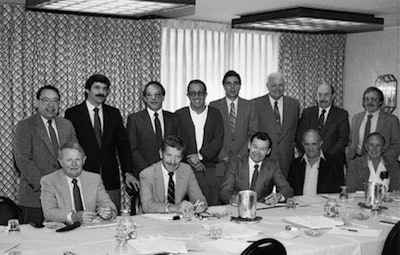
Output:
[209,224,223,239]
[339,186,349,202]
[182,207,194,221]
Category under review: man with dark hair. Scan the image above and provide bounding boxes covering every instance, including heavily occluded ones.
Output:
[41,142,117,223]
[347,87,400,162]
[220,132,293,205]
[288,129,344,195]
[252,72,300,178]
[209,70,258,200]
[175,79,224,205]
[65,74,138,211]
[13,85,77,225]
[296,81,349,167]
[140,135,207,213]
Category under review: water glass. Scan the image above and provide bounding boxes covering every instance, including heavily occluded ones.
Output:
[286,198,296,210]
[7,219,20,232]
[340,211,354,226]
[209,225,223,239]
[182,207,194,221]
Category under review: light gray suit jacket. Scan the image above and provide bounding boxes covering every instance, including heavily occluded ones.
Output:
[252,94,300,177]
[209,97,258,175]
[140,161,207,213]
[13,113,77,207]
[40,170,116,223]
[348,109,400,160]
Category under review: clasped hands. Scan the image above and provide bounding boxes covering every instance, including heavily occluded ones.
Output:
[187,154,205,173]
[72,206,115,224]
[169,200,207,214]
[230,193,284,205]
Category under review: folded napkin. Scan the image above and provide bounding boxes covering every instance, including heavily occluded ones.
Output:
[329,227,382,237]
[142,213,178,221]
[128,238,187,254]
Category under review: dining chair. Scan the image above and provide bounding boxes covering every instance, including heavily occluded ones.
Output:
[0,196,22,226]
[126,186,141,215]
[381,221,400,255]
[241,238,287,255]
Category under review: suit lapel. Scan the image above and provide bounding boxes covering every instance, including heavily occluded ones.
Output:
[34,114,57,159]
[256,158,271,193]
[154,163,166,203]
[144,110,157,144]
[80,103,100,150]
[322,107,335,136]
[376,110,386,132]
[235,98,247,134]
[175,165,186,203]
[218,98,231,132]
[57,171,73,210]
[240,157,251,189]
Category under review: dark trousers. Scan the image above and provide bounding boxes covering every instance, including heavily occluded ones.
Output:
[194,167,217,206]
[19,205,44,225]
[106,188,121,213]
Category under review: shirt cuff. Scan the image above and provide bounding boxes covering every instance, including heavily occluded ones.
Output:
[166,203,170,213]
[67,211,74,223]
[198,153,203,161]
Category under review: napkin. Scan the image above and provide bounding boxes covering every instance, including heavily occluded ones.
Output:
[128,238,187,254]
[203,222,261,239]
[142,213,178,221]
[329,227,382,237]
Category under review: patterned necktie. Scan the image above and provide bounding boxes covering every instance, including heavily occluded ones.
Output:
[154,112,162,147]
[93,107,102,148]
[229,102,236,133]
[167,172,175,204]
[250,164,259,190]
[274,101,281,127]
[72,178,84,211]
[361,114,373,155]
[318,109,326,131]
[47,119,59,156]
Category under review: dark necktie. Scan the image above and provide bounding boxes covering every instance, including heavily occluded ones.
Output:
[154,112,162,148]
[229,102,236,133]
[93,107,102,148]
[167,172,175,204]
[361,114,373,155]
[47,119,59,156]
[318,109,326,131]
[274,101,281,127]
[250,164,259,190]
[72,178,84,211]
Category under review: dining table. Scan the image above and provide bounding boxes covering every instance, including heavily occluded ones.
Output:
[1,194,399,255]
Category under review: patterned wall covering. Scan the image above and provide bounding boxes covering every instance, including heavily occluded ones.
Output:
[278,33,346,110]
[0,4,161,208]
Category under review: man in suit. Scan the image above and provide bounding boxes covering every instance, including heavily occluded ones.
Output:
[347,87,400,162]
[175,79,224,205]
[41,142,116,223]
[346,132,400,192]
[288,129,344,196]
[140,135,207,213]
[296,82,349,165]
[252,72,300,178]
[209,70,258,198]
[65,74,138,211]
[13,85,77,225]
[220,132,293,204]
[127,81,180,176]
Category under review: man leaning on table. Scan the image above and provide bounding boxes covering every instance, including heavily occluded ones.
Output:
[140,135,208,214]
[220,131,293,205]
[41,142,117,224]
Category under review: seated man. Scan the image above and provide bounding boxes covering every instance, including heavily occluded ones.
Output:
[140,135,208,213]
[347,132,400,192]
[220,132,293,204]
[41,142,117,224]
[288,129,344,195]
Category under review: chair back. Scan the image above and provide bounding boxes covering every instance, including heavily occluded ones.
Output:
[0,196,22,226]
[241,238,287,255]
[382,221,400,255]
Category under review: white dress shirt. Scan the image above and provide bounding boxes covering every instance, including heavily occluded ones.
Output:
[226,97,238,114]
[86,100,104,132]
[357,110,380,153]
[146,108,165,136]
[318,105,331,125]
[161,164,176,202]
[302,151,325,195]
[268,94,283,123]
[189,105,208,154]
[248,157,261,188]
[40,115,60,144]
[65,175,86,222]
[368,158,390,191]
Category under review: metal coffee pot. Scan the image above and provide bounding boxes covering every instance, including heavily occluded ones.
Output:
[364,182,384,207]
[238,190,257,219]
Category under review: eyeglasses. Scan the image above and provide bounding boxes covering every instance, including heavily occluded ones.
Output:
[145,93,163,99]
[40,98,60,105]
[187,91,207,98]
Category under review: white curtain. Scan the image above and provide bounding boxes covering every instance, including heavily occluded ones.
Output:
[161,19,280,112]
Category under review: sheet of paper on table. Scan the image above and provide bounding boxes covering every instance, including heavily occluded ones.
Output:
[0,242,20,253]
[329,227,382,237]
[284,216,342,230]
[128,238,187,254]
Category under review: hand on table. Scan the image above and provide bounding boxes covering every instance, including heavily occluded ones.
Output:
[97,207,114,220]
[264,193,284,205]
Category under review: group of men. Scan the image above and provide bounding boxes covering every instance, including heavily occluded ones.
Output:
[13,70,400,225]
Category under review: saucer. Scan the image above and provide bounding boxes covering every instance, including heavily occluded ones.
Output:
[230,216,262,223]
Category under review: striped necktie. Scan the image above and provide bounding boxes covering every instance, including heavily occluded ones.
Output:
[229,102,236,133]
[167,172,175,204]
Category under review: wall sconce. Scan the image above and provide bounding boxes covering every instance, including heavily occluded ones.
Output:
[375,74,397,113]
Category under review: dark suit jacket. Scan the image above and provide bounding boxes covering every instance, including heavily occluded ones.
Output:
[13,113,77,207]
[175,106,224,168]
[252,94,299,177]
[40,170,116,223]
[127,109,179,177]
[296,105,349,157]
[65,102,132,190]
[220,155,293,204]
[348,109,400,160]
[139,161,207,213]
[287,154,344,196]
[346,155,400,192]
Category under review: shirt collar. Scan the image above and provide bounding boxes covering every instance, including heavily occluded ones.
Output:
[189,105,208,115]
[147,107,162,117]
[86,100,102,112]
[319,105,331,114]
[302,150,325,163]
[268,94,283,104]
[226,97,238,105]
[365,109,380,118]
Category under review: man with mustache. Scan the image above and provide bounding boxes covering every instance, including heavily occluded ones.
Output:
[296,82,350,167]
[347,87,400,162]
[65,74,138,212]
[140,135,207,213]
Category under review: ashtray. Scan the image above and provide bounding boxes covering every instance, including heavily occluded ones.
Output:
[304,229,323,237]
[358,202,388,210]
[230,216,262,223]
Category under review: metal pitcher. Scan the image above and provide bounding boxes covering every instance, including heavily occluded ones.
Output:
[238,190,257,219]
[364,182,384,207]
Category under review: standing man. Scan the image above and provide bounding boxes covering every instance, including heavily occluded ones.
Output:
[13,85,77,225]
[127,81,180,176]
[252,72,300,177]
[175,79,224,205]
[347,87,400,162]
[296,82,349,165]
[209,71,258,195]
[65,74,138,211]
